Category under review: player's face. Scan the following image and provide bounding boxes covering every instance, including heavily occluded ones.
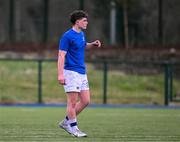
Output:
[76,18,88,30]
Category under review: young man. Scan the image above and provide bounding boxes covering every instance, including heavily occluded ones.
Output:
[57,10,101,137]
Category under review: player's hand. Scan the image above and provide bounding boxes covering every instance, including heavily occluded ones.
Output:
[92,40,101,47]
[58,75,66,85]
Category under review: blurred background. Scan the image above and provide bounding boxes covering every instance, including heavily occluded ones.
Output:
[0,0,180,46]
[0,0,180,106]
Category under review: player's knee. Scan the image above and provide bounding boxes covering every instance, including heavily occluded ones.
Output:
[68,101,76,108]
[72,103,77,108]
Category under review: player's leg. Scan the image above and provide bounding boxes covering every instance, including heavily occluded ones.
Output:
[66,91,87,137]
[59,70,80,134]
[66,92,79,120]
[59,91,87,137]
[62,69,80,120]
[60,91,90,135]
[59,70,87,137]
[67,74,90,137]
[76,90,90,115]
[59,92,78,134]
[75,73,90,115]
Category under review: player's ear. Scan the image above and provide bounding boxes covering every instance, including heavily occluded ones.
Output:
[75,20,79,25]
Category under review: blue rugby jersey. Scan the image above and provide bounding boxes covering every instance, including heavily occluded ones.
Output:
[59,29,87,74]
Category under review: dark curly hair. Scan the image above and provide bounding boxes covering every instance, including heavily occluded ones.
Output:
[70,10,88,25]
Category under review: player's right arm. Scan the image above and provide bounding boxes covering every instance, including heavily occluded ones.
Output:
[57,50,67,85]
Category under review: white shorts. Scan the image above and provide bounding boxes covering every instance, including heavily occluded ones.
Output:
[63,69,89,93]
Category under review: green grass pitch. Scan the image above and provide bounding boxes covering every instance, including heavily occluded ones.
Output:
[0,107,180,142]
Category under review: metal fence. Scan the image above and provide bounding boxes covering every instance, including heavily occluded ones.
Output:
[0,58,180,106]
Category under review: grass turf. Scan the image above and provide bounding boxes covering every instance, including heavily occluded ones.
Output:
[0,107,180,142]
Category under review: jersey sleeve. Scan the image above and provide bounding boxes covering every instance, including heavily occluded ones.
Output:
[59,34,70,51]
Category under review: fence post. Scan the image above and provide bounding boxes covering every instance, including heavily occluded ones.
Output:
[164,63,169,106]
[38,60,42,103]
[164,63,173,106]
[103,61,108,104]
[169,64,173,101]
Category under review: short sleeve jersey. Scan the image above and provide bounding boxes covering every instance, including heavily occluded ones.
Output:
[59,29,87,74]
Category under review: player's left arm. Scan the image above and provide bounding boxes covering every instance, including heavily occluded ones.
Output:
[86,40,101,49]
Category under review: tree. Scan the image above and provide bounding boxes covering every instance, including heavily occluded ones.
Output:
[116,0,138,48]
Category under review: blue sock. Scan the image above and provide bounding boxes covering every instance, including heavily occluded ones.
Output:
[69,118,78,129]
[66,116,69,121]
[63,116,69,124]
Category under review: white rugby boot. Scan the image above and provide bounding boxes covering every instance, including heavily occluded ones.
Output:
[59,120,72,134]
[71,127,87,137]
